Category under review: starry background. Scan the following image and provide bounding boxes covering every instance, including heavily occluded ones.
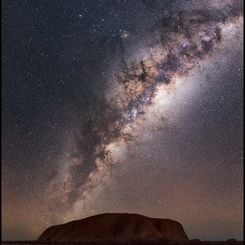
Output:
[2,0,243,241]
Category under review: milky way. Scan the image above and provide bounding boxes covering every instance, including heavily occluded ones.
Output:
[2,0,243,241]
[45,0,243,224]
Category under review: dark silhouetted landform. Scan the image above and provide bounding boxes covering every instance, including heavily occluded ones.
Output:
[37,213,188,242]
[2,240,244,245]
[2,213,243,244]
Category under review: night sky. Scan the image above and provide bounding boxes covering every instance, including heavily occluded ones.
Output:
[2,0,243,241]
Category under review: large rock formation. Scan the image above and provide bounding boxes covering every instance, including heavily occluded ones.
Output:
[38,213,188,242]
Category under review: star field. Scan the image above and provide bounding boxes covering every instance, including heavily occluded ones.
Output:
[2,0,243,241]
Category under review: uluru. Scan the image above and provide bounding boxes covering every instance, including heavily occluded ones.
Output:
[37,213,189,242]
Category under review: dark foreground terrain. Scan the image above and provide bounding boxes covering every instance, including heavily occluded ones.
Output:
[37,213,188,243]
[2,241,244,245]
[3,214,243,245]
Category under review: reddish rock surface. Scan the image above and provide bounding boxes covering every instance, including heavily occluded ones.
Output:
[37,213,189,242]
